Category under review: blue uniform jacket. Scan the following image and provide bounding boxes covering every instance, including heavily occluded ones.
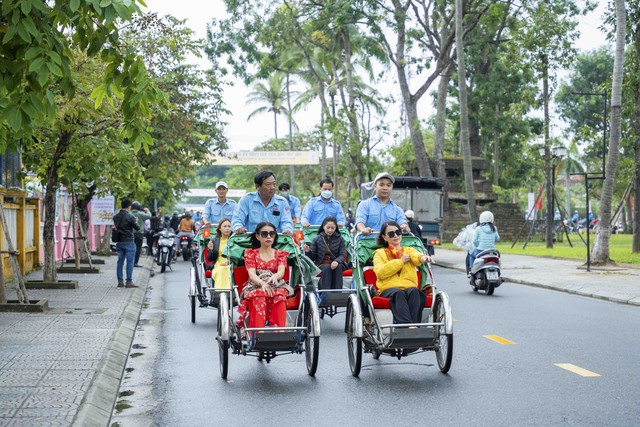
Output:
[231,192,294,233]
[355,196,407,232]
[285,195,302,219]
[301,196,346,225]
[203,198,237,225]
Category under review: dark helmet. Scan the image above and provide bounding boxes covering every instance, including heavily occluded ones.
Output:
[131,201,142,210]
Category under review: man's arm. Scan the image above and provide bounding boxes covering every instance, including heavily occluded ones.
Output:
[355,200,372,234]
[231,196,249,233]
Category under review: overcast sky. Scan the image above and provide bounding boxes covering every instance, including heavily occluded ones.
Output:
[145,1,610,153]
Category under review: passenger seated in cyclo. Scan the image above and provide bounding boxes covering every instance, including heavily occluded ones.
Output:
[373,221,433,324]
[304,216,346,295]
[204,218,233,290]
[236,222,293,329]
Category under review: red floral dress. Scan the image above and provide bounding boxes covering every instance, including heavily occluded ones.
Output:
[237,249,290,328]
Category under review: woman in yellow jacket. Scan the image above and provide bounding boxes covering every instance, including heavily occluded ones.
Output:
[373,221,433,324]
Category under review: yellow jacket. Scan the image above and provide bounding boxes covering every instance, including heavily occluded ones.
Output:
[373,246,423,292]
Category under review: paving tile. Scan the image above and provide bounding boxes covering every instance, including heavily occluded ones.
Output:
[0,370,47,387]
[0,387,32,409]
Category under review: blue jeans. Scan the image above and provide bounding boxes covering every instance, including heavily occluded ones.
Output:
[116,241,137,281]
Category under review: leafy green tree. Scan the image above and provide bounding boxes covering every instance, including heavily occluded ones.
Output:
[0,0,164,151]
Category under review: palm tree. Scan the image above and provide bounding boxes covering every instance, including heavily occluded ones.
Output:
[246,71,292,140]
[592,0,625,264]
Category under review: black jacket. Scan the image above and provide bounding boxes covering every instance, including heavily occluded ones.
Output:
[407,220,421,237]
[113,210,140,243]
[308,232,346,267]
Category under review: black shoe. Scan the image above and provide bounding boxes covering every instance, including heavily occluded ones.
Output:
[117,281,125,288]
[125,281,138,288]
[134,264,142,268]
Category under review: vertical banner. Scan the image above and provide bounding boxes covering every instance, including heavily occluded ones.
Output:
[526,193,535,220]
[91,196,116,225]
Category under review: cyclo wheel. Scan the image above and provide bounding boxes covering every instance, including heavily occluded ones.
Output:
[305,297,319,376]
[347,297,362,377]
[217,293,230,379]
[433,296,453,373]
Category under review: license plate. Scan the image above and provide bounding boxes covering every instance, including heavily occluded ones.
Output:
[486,270,499,281]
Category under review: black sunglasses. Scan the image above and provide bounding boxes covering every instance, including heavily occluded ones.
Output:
[259,230,277,238]
[386,230,401,238]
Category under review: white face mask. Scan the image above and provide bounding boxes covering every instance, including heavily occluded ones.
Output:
[321,190,332,199]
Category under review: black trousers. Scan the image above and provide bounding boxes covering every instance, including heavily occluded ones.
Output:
[380,287,426,324]
[134,234,144,265]
[317,263,344,290]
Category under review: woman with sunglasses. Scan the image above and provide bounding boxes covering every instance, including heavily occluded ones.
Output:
[373,221,433,324]
[205,218,233,289]
[237,222,293,328]
[305,216,346,292]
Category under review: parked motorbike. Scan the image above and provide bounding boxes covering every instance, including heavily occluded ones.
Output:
[467,249,503,295]
[155,229,176,273]
[179,235,193,261]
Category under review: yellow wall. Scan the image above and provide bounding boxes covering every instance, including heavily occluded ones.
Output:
[0,188,41,279]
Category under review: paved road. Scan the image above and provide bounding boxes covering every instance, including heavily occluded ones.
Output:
[114,260,640,426]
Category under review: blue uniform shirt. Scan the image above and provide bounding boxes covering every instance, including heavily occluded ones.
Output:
[203,198,237,225]
[285,195,302,219]
[355,196,407,232]
[301,196,346,225]
[231,192,294,233]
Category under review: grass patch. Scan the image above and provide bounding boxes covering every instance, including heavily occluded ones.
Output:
[442,234,640,265]
[114,401,132,413]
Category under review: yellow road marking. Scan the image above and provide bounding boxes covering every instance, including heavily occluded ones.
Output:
[554,363,601,377]
[483,335,517,345]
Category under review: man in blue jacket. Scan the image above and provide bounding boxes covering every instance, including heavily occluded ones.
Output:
[356,172,408,235]
[301,177,346,227]
[278,182,301,225]
[232,171,294,235]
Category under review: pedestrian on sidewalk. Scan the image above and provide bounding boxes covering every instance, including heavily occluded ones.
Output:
[113,199,140,288]
[131,201,151,267]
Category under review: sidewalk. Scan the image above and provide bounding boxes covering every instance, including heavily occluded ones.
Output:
[0,254,153,427]
[433,248,640,306]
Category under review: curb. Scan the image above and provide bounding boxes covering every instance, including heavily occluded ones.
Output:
[434,261,640,307]
[71,256,154,427]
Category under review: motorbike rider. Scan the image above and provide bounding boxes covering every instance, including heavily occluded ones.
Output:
[404,210,422,237]
[468,211,500,272]
[174,211,195,258]
[169,211,181,233]
[300,177,346,227]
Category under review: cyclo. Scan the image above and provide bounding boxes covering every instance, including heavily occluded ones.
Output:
[344,233,453,377]
[188,224,218,324]
[297,225,356,319]
[215,232,321,379]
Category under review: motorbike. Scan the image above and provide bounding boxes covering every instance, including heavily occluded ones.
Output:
[179,235,193,261]
[155,228,176,273]
[467,249,503,295]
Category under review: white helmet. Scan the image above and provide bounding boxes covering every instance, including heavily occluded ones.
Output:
[479,211,494,224]
[405,209,415,219]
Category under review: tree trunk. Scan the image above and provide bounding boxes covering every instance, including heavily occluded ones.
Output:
[592,0,625,264]
[43,132,73,282]
[633,21,640,252]
[0,254,5,304]
[273,110,278,141]
[286,73,295,194]
[434,64,452,180]
[456,0,477,221]
[76,184,96,261]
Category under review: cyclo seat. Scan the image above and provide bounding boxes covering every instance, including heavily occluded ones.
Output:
[363,269,432,309]
[233,264,301,310]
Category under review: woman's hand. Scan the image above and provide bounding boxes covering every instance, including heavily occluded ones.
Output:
[421,255,433,264]
[266,275,279,285]
[401,254,411,263]
[330,260,339,270]
[261,280,274,296]
[303,244,310,252]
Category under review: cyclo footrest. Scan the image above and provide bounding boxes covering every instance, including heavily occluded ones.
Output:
[250,330,299,351]
[383,326,434,349]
